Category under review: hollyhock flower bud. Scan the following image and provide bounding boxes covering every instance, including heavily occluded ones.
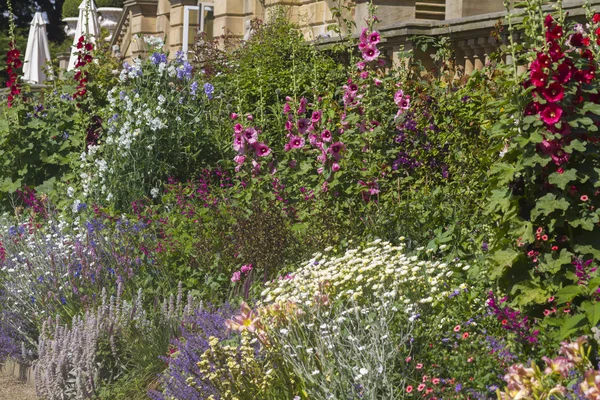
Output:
[246,114,253,121]
[373,78,382,86]
[359,27,369,44]
[356,61,366,70]
[233,155,246,165]
[230,112,238,120]
[331,162,340,172]
[317,167,324,174]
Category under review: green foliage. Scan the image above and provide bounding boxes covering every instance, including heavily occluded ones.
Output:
[96,0,123,7]
[62,0,80,19]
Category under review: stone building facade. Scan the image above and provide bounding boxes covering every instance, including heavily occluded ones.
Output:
[109,0,600,75]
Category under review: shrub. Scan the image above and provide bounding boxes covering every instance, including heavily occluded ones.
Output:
[62,0,80,19]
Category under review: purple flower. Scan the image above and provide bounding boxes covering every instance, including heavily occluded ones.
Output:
[203,82,214,99]
[176,62,193,80]
[150,52,167,65]
[190,81,198,96]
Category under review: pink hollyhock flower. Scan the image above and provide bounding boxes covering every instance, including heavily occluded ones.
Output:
[231,113,238,120]
[234,155,246,165]
[243,127,258,144]
[362,45,380,62]
[347,82,359,93]
[252,159,261,174]
[356,61,366,70]
[543,82,565,103]
[234,123,244,134]
[284,143,292,152]
[546,24,563,42]
[399,95,410,110]
[241,264,253,274]
[540,103,563,125]
[394,89,404,105]
[231,271,241,282]
[309,134,319,146]
[297,97,307,114]
[377,58,386,67]
[254,143,271,157]
[289,136,305,149]
[373,78,382,86]
[332,162,340,172]
[359,27,369,44]
[360,71,369,79]
[328,141,346,161]
[285,120,294,131]
[297,118,310,134]
[283,102,292,114]
[368,31,381,45]
[311,111,322,123]
[247,114,253,121]
[233,133,245,152]
[321,130,332,142]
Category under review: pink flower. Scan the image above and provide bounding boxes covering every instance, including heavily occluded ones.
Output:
[356,61,366,70]
[359,27,369,44]
[542,82,565,103]
[230,113,238,120]
[289,136,305,149]
[399,95,411,110]
[406,386,413,393]
[297,118,310,134]
[233,133,245,152]
[540,103,563,125]
[246,114,253,121]
[361,45,380,62]
[321,130,332,142]
[417,384,426,391]
[317,167,324,174]
[297,97,307,114]
[234,123,244,134]
[332,162,340,172]
[309,134,319,146]
[311,111,322,123]
[360,71,369,79]
[241,264,253,274]
[285,120,294,131]
[231,271,241,282]
[234,155,246,165]
[416,363,423,369]
[394,89,404,105]
[368,31,381,45]
[328,141,345,161]
[454,325,461,332]
[244,127,258,144]
[254,142,271,157]
[283,102,292,114]
[373,78,382,86]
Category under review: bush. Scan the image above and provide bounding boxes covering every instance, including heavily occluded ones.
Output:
[62,0,80,19]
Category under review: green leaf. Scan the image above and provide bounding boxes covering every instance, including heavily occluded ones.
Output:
[555,285,582,304]
[582,301,600,327]
[548,169,577,190]
[531,193,570,220]
[564,140,587,153]
[559,313,587,339]
[540,249,573,274]
[490,249,520,277]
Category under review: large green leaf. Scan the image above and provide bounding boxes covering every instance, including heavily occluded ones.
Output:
[559,313,587,339]
[548,169,577,190]
[531,193,570,220]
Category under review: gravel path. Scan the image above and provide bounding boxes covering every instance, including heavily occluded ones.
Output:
[0,373,37,400]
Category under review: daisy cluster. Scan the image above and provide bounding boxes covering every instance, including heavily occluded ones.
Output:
[260,239,470,311]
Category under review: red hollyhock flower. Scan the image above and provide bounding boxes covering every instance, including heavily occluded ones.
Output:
[542,82,565,103]
[537,139,558,155]
[535,53,552,69]
[551,148,570,165]
[530,69,548,87]
[593,14,600,24]
[596,27,600,45]
[574,66,596,84]
[540,103,563,125]
[545,25,563,42]
[548,42,564,61]
[544,14,555,28]
[569,33,586,47]
[524,102,540,116]
[554,60,574,84]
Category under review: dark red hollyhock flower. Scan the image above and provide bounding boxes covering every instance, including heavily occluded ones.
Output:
[593,14,600,24]
[581,49,594,62]
[546,25,563,42]
[551,148,570,165]
[525,102,541,116]
[574,66,596,84]
[554,60,574,84]
[540,103,563,125]
[530,69,548,87]
[537,138,558,154]
[544,14,555,28]
[596,27,600,45]
[85,42,94,51]
[548,42,564,61]
[535,53,552,69]
[542,82,565,103]
[548,122,571,136]
[569,33,587,47]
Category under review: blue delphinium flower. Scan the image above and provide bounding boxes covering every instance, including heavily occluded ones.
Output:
[150,52,167,65]
[190,81,198,97]
[176,61,193,80]
[204,82,214,100]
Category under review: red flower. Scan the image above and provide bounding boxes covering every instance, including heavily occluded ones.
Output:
[537,139,558,155]
[554,60,574,84]
[530,69,548,88]
[551,148,570,165]
[581,49,594,62]
[593,14,600,24]
[547,122,571,136]
[548,42,564,61]
[524,102,540,116]
[85,42,94,51]
[596,27,600,45]
[570,33,586,47]
[542,82,565,103]
[546,25,563,42]
[540,103,563,125]
[544,14,555,28]
[535,53,552,69]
